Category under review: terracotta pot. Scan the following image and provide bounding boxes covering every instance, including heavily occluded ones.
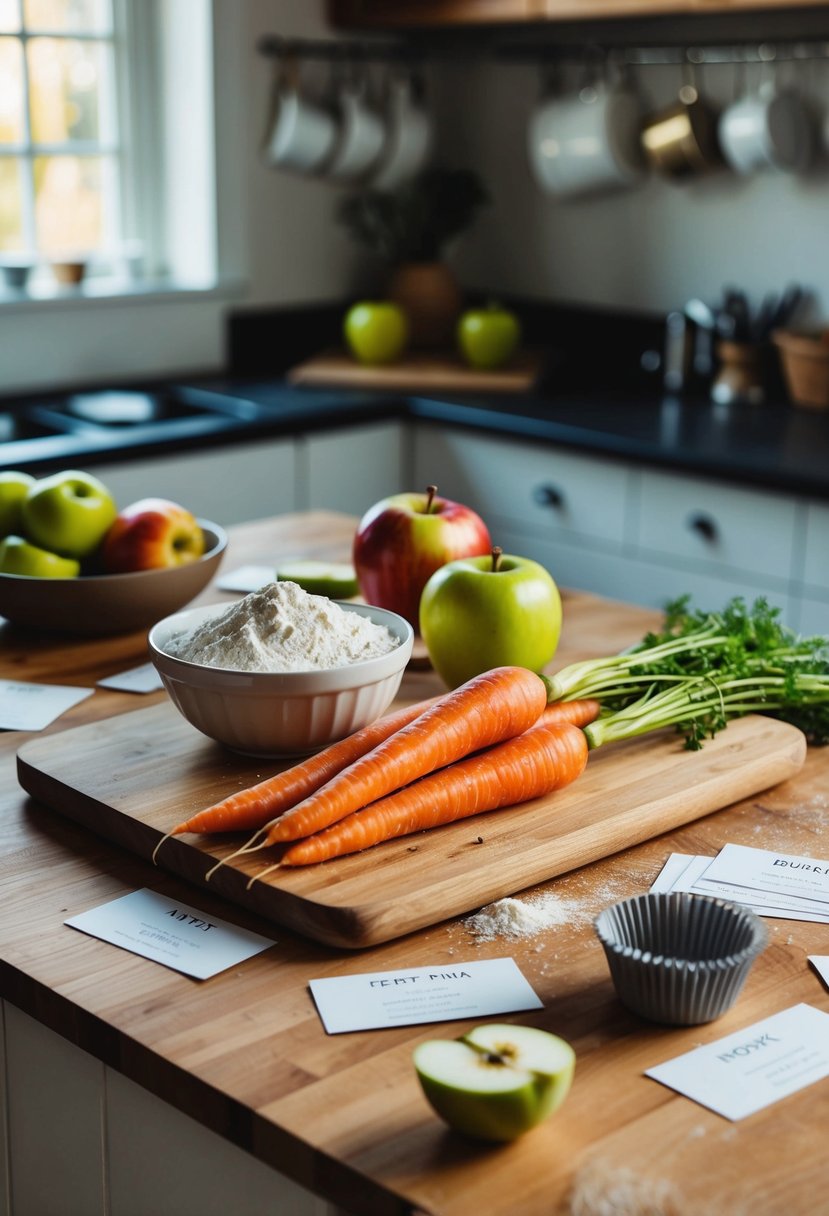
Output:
[387,261,463,350]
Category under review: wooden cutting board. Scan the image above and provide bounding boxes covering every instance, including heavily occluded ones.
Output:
[288,347,543,393]
[17,704,806,949]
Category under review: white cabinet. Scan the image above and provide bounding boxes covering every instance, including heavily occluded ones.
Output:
[635,470,799,586]
[414,423,808,626]
[94,421,411,528]
[798,502,829,634]
[1,1001,343,1216]
[95,438,297,526]
[300,420,410,514]
[414,425,631,548]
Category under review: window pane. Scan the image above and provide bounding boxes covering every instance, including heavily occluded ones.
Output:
[0,36,24,141]
[0,0,20,33]
[34,153,103,253]
[23,0,109,33]
[0,156,24,249]
[28,36,103,142]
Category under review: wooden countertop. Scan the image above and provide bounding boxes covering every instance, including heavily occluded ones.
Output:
[2,510,829,1216]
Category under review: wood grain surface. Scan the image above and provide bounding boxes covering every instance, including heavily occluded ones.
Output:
[17,706,807,948]
[3,511,829,1216]
[288,347,543,393]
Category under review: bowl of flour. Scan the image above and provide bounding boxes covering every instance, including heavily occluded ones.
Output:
[148,582,414,757]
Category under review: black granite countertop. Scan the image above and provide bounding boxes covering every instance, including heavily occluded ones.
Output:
[2,372,828,501]
[2,299,828,500]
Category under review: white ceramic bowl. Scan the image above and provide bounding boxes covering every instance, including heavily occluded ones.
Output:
[148,599,414,757]
[0,520,226,636]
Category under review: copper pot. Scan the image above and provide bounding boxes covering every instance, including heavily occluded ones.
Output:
[641,88,723,180]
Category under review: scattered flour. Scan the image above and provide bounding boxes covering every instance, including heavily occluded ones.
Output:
[464,893,590,941]
[164,581,399,673]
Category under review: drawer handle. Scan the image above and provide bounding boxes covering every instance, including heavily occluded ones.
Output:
[687,512,719,543]
[533,484,565,510]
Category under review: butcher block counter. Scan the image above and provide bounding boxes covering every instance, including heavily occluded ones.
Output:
[2,510,829,1216]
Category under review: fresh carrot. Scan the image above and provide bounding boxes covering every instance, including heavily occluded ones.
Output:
[277,720,588,867]
[245,665,551,853]
[536,699,601,729]
[151,694,445,863]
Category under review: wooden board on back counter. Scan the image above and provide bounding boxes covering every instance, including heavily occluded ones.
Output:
[287,346,544,393]
[17,703,806,949]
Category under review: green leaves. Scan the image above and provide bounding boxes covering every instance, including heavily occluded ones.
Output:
[337,169,489,264]
[556,596,829,750]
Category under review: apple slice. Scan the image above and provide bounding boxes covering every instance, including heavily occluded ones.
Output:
[275,559,359,598]
[413,1022,575,1142]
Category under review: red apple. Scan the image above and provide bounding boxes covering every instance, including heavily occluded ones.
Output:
[353,485,491,630]
[101,497,205,573]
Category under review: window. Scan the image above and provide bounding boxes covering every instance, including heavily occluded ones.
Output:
[0,0,219,294]
[0,0,129,286]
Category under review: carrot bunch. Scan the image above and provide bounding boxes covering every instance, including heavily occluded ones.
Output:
[155,666,599,874]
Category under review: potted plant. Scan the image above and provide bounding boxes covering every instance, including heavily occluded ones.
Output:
[337,168,489,349]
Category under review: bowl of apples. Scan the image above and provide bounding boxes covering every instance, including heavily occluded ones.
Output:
[0,469,227,635]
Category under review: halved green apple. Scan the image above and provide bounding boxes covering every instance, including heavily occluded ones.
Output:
[275,559,359,598]
[413,1022,575,1142]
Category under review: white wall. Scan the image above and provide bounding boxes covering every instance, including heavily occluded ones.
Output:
[432,54,829,322]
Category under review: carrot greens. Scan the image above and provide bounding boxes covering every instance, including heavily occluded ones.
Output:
[547,596,829,750]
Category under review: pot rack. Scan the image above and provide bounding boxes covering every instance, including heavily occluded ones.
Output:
[258,32,829,68]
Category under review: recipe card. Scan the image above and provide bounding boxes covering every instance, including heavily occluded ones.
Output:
[696,843,829,912]
[65,888,275,980]
[217,564,274,594]
[97,662,164,694]
[0,677,93,731]
[309,958,543,1034]
[646,1003,829,1121]
[651,848,829,923]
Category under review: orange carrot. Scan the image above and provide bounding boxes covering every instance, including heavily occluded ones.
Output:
[536,699,601,729]
[278,720,588,867]
[151,694,445,863]
[252,666,551,851]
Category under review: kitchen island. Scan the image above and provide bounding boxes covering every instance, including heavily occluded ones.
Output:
[2,510,829,1216]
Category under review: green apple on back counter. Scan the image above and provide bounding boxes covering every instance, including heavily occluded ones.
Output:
[419,547,562,688]
[414,1023,575,1142]
[21,469,117,558]
[0,534,80,578]
[0,471,35,536]
[344,301,409,366]
[457,304,521,370]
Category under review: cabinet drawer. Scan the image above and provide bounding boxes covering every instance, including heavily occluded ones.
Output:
[636,471,797,584]
[803,502,829,592]
[94,439,297,527]
[414,426,630,545]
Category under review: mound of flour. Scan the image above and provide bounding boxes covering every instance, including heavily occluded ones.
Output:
[164,581,399,672]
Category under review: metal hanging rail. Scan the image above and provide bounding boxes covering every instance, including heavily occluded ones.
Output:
[257,31,829,68]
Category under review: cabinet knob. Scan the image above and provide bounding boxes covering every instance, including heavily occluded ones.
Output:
[533,484,565,510]
[687,512,719,543]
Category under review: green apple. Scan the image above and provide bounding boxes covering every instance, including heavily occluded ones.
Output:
[0,470,35,536]
[344,301,409,366]
[0,534,80,578]
[414,1023,575,1142]
[457,304,521,370]
[419,547,562,688]
[275,559,359,598]
[21,469,117,559]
